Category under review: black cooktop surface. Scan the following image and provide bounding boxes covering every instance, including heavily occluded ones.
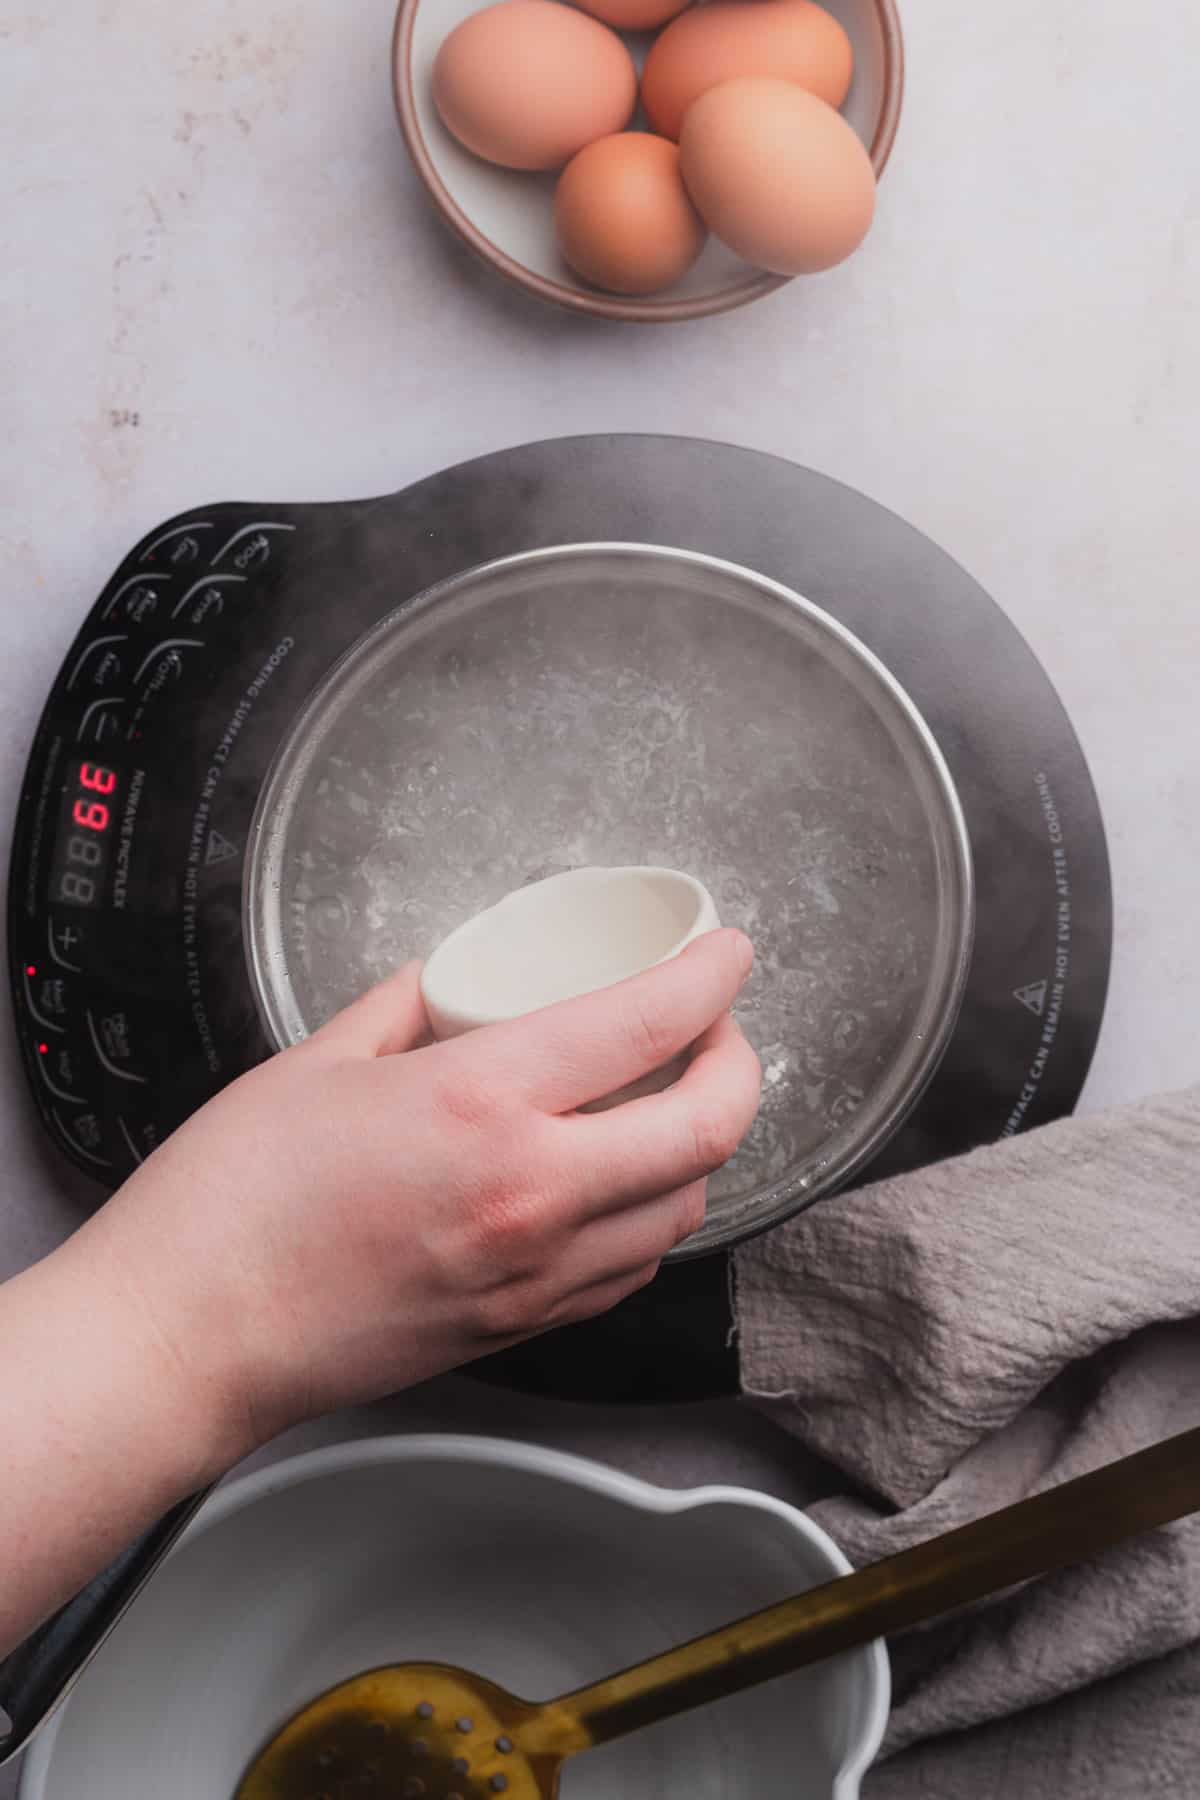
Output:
[6,435,1111,1402]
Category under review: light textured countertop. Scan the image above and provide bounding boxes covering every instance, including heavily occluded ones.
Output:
[2,1,1198,1793]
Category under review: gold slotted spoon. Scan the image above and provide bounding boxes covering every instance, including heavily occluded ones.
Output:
[238,1424,1200,1800]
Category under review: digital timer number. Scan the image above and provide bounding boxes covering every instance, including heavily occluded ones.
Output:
[50,761,121,909]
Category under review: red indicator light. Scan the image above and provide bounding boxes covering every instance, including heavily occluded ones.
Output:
[38,1043,48,1056]
[26,964,36,977]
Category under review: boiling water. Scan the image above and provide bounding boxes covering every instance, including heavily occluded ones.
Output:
[257,556,949,1221]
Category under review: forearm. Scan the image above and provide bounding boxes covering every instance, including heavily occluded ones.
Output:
[0,1224,244,1661]
[0,935,759,1662]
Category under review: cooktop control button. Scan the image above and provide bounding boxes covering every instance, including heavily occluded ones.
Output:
[89,648,123,688]
[73,1111,104,1151]
[48,1040,84,1094]
[66,634,127,691]
[23,966,68,1033]
[47,915,86,973]
[76,697,126,745]
[170,573,246,626]
[138,520,216,566]
[117,1115,157,1167]
[86,1007,148,1085]
[166,533,201,566]
[234,533,270,571]
[123,587,160,625]
[53,1107,111,1168]
[34,1039,86,1106]
[210,520,294,572]
[132,637,204,686]
[101,573,170,624]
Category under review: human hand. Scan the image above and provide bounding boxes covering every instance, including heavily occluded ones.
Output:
[78,928,760,1475]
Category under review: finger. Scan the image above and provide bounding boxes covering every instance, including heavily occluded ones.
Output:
[541,1177,707,1302]
[309,962,431,1059]
[481,928,754,1114]
[553,1013,761,1216]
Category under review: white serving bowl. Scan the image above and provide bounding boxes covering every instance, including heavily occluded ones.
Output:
[19,1436,889,1799]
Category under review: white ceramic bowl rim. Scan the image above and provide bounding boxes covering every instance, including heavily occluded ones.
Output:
[18,1433,891,1800]
[420,864,718,1029]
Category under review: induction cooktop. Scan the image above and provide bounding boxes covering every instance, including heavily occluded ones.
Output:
[6,434,1111,1402]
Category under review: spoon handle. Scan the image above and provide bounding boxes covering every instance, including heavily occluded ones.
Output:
[564,1423,1200,1747]
[0,1490,210,1764]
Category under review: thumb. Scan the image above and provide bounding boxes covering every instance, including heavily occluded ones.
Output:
[309,961,431,1059]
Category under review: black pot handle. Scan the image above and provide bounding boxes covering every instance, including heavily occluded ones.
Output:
[0,1489,210,1764]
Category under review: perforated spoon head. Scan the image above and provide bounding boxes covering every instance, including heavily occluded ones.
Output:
[236,1664,573,1800]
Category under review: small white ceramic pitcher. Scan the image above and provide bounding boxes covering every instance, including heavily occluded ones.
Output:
[420,865,721,1103]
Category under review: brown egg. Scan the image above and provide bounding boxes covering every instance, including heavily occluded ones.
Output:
[679,78,875,275]
[432,0,637,172]
[575,0,692,28]
[554,133,707,295]
[641,0,853,141]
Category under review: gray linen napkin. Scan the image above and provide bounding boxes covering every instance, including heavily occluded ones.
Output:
[732,1086,1200,1757]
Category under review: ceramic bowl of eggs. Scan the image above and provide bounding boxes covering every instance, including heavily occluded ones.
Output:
[392,0,904,320]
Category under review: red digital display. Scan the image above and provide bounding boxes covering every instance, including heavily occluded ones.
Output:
[50,761,121,908]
